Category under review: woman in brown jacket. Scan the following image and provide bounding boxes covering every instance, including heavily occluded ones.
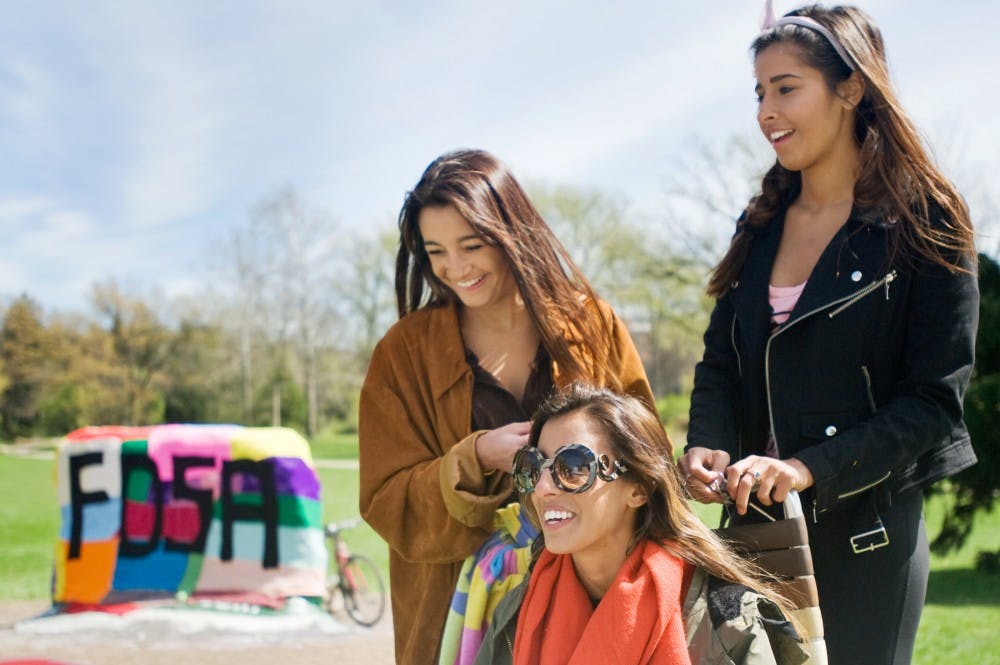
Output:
[359,149,657,664]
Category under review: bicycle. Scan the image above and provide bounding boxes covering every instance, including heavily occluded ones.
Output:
[324,517,386,627]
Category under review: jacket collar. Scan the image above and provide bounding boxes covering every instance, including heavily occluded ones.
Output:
[787,211,870,320]
[423,300,474,401]
[729,205,890,341]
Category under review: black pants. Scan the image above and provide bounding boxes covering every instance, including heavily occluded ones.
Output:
[807,487,928,665]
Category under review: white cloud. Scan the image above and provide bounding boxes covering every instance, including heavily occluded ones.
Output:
[0,194,98,306]
[74,5,229,230]
[0,56,61,159]
[0,195,96,249]
[0,194,50,223]
[0,257,27,293]
[0,58,46,121]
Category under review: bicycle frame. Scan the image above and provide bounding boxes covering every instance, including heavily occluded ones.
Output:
[324,518,386,627]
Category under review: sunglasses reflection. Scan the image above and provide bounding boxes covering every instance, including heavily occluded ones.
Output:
[513,443,628,494]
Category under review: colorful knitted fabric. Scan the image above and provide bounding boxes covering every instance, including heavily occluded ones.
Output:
[438,502,538,665]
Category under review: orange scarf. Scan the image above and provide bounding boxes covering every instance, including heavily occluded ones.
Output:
[513,540,694,665]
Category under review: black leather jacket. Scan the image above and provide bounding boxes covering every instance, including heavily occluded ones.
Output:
[687,207,979,521]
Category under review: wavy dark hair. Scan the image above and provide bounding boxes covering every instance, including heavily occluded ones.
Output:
[708,4,976,297]
[396,149,618,388]
[523,383,797,619]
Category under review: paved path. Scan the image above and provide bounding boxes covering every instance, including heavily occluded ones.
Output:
[0,600,395,665]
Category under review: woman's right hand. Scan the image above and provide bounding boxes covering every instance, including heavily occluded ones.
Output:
[678,447,731,504]
[475,421,532,474]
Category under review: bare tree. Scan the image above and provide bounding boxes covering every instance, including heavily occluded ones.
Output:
[229,227,273,422]
[251,187,341,437]
[210,187,342,436]
[529,183,711,395]
[661,133,773,265]
[336,225,398,365]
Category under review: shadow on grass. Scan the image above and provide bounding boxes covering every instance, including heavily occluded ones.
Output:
[925,568,1000,606]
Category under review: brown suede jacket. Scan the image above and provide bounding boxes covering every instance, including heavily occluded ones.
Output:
[358,298,655,664]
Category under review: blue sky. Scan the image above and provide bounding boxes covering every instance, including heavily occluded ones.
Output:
[2,1,998,312]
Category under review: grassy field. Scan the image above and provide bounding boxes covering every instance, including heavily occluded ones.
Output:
[310,430,363,461]
[317,465,389,578]
[2,451,998,662]
[914,496,1000,664]
[0,455,59,600]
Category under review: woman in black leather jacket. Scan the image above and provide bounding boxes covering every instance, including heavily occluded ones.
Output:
[679,5,979,665]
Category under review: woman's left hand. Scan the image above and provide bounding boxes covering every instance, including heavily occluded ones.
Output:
[724,456,815,516]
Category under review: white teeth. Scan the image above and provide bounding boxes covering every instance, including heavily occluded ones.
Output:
[456,275,485,288]
[770,129,793,142]
[544,510,574,523]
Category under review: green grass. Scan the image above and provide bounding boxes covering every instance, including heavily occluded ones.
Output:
[317,466,389,580]
[309,430,362,460]
[914,498,1000,664]
[657,393,690,449]
[656,392,691,429]
[0,455,58,599]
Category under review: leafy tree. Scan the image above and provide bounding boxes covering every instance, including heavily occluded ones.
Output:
[36,383,83,434]
[0,295,49,438]
[255,362,307,432]
[162,320,228,423]
[931,253,1000,568]
[90,280,174,425]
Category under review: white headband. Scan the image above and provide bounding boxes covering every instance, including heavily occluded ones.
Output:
[760,0,857,71]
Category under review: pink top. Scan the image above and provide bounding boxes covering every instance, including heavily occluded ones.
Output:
[769,282,806,327]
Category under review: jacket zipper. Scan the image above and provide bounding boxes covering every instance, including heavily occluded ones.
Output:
[504,625,513,656]
[837,470,892,500]
[860,365,877,414]
[840,365,890,496]
[827,270,897,318]
[731,314,745,459]
[730,315,742,378]
[764,271,896,522]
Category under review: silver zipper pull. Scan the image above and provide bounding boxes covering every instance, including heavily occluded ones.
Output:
[884,270,896,300]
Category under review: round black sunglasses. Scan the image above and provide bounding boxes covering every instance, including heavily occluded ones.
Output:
[512,443,627,494]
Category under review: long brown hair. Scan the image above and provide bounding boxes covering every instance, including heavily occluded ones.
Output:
[708,4,976,297]
[396,149,617,388]
[524,384,797,618]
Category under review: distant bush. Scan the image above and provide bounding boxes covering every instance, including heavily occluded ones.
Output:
[656,392,690,431]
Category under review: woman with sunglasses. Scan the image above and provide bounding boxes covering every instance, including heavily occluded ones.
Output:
[680,5,979,664]
[473,384,805,665]
[359,149,655,665]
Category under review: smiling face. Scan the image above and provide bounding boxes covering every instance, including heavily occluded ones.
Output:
[530,410,646,581]
[417,204,518,310]
[754,43,858,173]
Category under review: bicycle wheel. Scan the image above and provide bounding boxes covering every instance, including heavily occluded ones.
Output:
[341,554,386,626]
